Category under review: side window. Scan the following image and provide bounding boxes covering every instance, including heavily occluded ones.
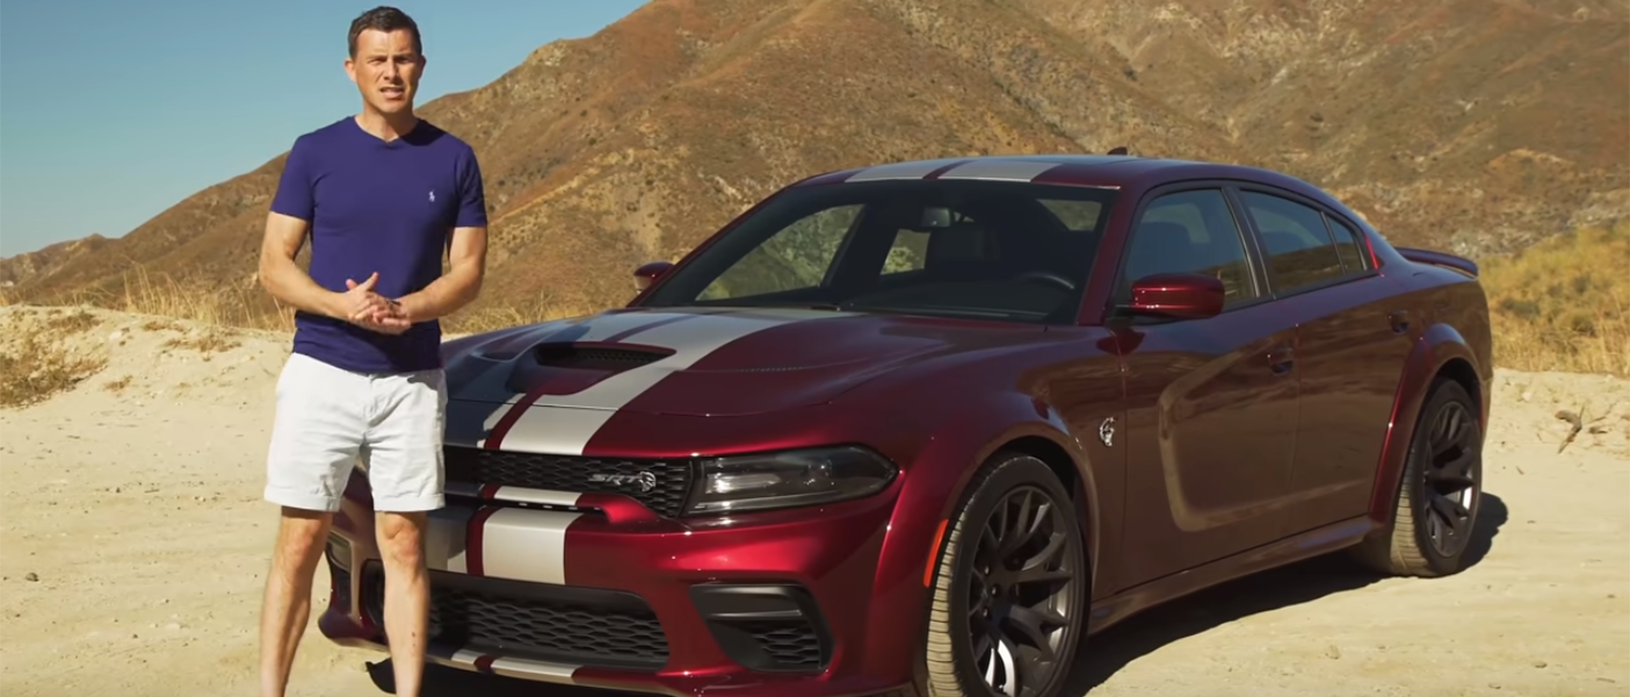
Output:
[698,204,860,300]
[1121,189,1258,306]
[1238,191,1346,294]
[1325,215,1369,273]
[1039,199,1102,231]
[881,228,929,274]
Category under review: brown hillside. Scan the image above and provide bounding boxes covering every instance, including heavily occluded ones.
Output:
[2,0,1626,328]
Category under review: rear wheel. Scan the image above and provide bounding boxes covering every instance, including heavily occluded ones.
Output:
[1353,377,1484,577]
[917,452,1087,697]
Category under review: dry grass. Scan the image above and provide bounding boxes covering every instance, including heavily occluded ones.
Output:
[1480,219,1630,377]
[0,266,302,334]
[0,266,598,338]
[0,307,109,408]
[115,266,297,333]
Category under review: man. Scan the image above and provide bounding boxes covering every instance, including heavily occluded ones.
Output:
[253,6,488,697]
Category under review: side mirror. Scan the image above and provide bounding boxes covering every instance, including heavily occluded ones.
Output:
[633,260,674,291]
[1127,272,1224,319]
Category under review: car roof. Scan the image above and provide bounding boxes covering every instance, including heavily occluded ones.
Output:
[792,153,1311,193]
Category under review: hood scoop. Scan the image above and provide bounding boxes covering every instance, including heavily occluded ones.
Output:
[501,342,677,397]
[532,342,674,369]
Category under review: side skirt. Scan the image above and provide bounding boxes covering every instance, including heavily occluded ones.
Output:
[1086,515,1377,636]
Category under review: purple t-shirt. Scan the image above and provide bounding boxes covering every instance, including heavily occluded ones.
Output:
[269,117,487,374]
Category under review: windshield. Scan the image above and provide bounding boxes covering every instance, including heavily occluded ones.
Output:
[637,178,1117,324]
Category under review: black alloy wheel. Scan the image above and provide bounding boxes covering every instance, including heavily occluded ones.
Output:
[1353,377,1485,577]
[918,453,1086,697]
[1421,397,1480,559]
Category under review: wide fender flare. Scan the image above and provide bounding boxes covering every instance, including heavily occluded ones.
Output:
[856,393,1101,677]
[1368,321,1484,527]
[916,396,1102,577]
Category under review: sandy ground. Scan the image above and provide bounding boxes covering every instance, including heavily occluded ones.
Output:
[1,304,1626,697]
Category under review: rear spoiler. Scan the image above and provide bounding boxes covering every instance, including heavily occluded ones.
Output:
[1395,246,1479,277]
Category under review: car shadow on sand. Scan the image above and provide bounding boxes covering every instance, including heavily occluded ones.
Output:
[367,493,1507,697]
[1063,490,1508,694]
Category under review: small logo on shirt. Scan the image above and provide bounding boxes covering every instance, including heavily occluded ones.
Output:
[428,190,436,202]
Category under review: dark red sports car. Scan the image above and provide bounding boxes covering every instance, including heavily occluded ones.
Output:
[320,153,1493,697]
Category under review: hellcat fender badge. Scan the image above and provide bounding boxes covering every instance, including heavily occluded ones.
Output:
[1098,417,1116,447]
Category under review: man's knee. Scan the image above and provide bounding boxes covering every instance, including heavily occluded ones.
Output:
[272,507,333,569]
[375,511,427,567]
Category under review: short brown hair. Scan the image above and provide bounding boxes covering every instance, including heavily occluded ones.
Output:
[348,6,422,56]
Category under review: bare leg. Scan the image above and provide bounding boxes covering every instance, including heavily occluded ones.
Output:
[377,510,430,697]
[259,506,333,697]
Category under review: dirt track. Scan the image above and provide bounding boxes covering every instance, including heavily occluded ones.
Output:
[1,306,1626,697]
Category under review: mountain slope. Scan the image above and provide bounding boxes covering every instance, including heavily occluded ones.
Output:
[3,0,1625,329]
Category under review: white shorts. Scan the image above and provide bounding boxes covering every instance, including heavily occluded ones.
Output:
[263,352,448,513]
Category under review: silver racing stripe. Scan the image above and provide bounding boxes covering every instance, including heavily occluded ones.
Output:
[935,158,1063,181]
[424,505,474,574]
[537,309,695,342]
[425,646,580,685]
[489,655,580,681]
[843,157,969,182]
[490,487,580,507]
[480,508,581,585]
[497,307,841,455]
[496,406,621,455]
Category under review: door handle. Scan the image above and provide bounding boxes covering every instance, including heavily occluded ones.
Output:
[1267,345,1295,375]
[1389,310,1411,334]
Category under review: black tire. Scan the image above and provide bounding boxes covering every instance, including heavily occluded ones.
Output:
[1352,377,1484,577]
[913,452,1088,697]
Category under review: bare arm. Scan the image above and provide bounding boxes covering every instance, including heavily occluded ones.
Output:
[257,211,346,319]
[397,224,488,323]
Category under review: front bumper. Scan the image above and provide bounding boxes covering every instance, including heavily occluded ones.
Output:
[318,468,917,697]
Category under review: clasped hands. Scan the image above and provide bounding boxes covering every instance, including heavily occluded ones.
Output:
[339,272,412,335]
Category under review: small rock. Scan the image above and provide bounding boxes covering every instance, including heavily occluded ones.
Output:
[1324,645,1341,659]
[1534,660,1548,668]
[24,572,38,582]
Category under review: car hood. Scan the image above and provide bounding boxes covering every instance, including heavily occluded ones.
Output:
[441,306,1046,417]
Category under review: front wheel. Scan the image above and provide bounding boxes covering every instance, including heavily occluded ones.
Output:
[917,452,1087,697]
[1353,377,1484,577]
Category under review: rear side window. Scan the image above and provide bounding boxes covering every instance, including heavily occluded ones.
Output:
[1238,191,1346,294]
[1325,216,1369,273]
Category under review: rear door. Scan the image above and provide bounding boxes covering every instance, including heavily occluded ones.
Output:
[1228,185,1418,534]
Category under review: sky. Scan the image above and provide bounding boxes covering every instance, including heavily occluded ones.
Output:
[0,0,650,257]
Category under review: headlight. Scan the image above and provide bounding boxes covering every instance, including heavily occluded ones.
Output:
[684,445,898,514]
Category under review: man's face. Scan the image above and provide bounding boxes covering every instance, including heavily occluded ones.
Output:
[345,28,423,116]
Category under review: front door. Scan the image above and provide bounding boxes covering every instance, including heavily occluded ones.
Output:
[1105,186,1304,589]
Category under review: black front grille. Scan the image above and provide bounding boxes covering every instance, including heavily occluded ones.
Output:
[744,619,825,670]
[445,446,693,517]
[689,583,833,673]
[361,563,670,670]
